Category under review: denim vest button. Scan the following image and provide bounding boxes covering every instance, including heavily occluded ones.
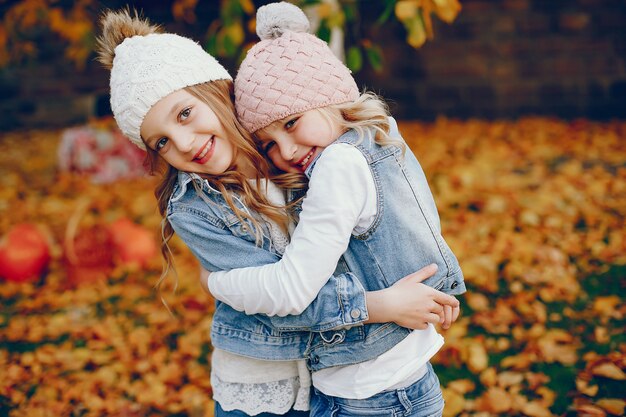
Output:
[350,308,361,319]
[451,281,458,289]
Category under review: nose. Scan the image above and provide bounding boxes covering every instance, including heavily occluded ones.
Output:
[278,139,297,161]
[171,131,194,154]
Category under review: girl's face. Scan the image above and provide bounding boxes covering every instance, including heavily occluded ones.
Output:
[256,109,343,174]
[141,89,237,176]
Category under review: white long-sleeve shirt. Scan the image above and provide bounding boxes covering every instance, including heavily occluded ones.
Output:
[210,143,443,399]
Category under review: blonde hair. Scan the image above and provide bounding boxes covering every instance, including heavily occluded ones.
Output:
[318,91,406,153]
[97,9,292,306]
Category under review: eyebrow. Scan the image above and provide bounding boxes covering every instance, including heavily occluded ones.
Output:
[260,114,299,136]
[279,113,300,124]
[168,99,187,119]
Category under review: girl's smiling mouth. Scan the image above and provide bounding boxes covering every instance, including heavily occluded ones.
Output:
[295,147,316,171]
[193,137,215,164]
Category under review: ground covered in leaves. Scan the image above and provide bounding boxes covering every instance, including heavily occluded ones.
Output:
[1,117,624,417]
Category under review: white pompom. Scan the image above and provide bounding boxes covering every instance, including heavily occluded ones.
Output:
[256,2,310,40]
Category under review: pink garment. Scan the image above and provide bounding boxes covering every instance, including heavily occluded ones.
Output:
[235,30,359,133]
[58,119,147,183]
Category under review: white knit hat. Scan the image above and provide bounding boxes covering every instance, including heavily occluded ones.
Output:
[110,33,231,150]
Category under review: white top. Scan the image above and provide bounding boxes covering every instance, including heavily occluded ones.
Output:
[313,325,443,399]
[210,144,443,399]
[211,180,311,414]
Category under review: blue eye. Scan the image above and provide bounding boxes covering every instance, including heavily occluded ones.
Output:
[179,107,191,121]
[156,137,168,151]
[284,117,298,130]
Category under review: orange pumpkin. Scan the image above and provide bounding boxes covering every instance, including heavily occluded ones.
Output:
[108,218,157,267]
[0,224,51,283]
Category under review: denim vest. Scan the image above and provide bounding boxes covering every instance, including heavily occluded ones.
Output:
[166,172,369,361]
[303,117,466,371]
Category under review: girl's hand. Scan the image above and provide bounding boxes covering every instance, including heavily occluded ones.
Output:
[200,267,211,295]
[365,264,460,330]
[442,303,461,330]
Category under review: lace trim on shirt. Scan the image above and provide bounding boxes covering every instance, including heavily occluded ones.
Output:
[212,372,310,415]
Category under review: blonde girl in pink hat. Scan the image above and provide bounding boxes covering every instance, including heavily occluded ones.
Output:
[206,2,467,416]
[97,8,459,417]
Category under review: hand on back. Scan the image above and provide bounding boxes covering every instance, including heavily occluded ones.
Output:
[382,264,460,330]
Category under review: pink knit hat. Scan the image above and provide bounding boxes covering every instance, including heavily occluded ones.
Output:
[235,2,359,133]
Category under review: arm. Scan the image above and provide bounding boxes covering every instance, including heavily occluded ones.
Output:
[169,208,368,332]
[208,145,370,316]
[202,262,460,330]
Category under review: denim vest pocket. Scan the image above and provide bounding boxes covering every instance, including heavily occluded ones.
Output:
[220,211,275,256]
[222,212,257,241]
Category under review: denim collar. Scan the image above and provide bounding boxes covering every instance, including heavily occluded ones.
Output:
[171,171,222,203]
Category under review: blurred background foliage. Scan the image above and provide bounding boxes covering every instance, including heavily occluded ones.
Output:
[0,0,462,72]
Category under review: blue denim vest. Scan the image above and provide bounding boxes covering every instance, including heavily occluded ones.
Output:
[303,117,466,371]
[166,172,369,361]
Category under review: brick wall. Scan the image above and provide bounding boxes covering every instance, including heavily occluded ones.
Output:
[356,0,626,119]
[1,0,624,130]
[0,1,179,131]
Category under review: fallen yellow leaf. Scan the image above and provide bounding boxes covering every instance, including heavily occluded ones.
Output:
[447,379,475,394]
[497,371,524,388]
[596,399,626,416]
[476,387,512,413]
[501,353,534,369]
[465,292,490,311]
[523,400,555,417]
[575,403,607,417]
[594,327,610,344]
[593,296,621,316]
[466,341,489,373]
[576,378,599,397]
[536,386,556,407]
[591,363,626,380]
[442,388,466,417]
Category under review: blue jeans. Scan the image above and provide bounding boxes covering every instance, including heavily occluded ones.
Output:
[310,363,444,417]
[215,402,311,417]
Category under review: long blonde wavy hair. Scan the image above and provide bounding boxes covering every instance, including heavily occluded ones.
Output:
[96,9,300,303]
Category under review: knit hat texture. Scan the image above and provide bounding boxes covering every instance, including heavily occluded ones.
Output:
[235,2,359,133]
[110,33,231,150]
